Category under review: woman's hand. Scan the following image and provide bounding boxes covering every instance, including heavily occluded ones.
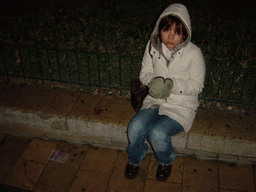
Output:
[160,79,173,99]
[148,77,174,99]
[148,77,165,98]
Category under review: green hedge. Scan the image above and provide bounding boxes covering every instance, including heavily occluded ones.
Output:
[1,0,255,68]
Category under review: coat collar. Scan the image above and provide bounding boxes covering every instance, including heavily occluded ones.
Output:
[150,42,184,69]
[150,42,184,59]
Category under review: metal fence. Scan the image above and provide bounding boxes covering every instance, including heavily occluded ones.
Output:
[1,43,255,112]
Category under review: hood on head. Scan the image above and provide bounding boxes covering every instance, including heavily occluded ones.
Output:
[150,3,191,56]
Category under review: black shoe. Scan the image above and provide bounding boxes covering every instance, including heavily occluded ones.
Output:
[156,164,172,181]
[125,162,140,179]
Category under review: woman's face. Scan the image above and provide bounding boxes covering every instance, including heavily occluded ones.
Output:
[160,23,183,51]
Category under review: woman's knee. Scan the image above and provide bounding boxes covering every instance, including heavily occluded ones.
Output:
[128,108,157,136]
[128,117,147,139]
[148,128,168,144]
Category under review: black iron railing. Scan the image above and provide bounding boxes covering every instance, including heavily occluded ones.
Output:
[1,43,255,112]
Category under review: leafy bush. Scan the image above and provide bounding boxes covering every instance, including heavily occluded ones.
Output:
[1,0,255,68]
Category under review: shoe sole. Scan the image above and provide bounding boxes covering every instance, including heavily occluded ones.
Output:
[125,170,139,179]
[155,171,172,181]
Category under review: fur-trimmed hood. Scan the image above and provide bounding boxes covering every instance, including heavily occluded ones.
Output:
[150,3,191,58]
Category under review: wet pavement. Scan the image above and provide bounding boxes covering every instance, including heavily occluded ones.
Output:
[0,133,255,192]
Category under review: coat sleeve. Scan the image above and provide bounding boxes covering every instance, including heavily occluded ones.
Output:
[139,41,158,85]
[171,48,206,96]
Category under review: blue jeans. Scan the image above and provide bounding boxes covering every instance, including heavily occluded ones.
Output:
[126,108,184,165]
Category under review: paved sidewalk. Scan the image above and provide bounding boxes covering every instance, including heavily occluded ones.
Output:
[0,133,255,192]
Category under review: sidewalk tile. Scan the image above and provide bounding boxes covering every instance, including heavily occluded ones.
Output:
[147,155,184,184]
[106,151,150,192]
[0,84,44,110]
[79,146,118,175]
[0,84,80,116]
[4,159,46,191]
[191,108,256,141]
[182,157,218,192]
[68,170,109,192]
[0,134,30,183]
[219,162,255,192]
[69,93,135,125]
[39,89,80,116]
[33,142,88,192]
[20,138,59,163]
[144,180,181,192]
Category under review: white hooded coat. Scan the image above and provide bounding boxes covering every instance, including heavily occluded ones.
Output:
[139,3,205,132]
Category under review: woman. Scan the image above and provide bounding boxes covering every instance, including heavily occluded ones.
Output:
[125,3,205,181]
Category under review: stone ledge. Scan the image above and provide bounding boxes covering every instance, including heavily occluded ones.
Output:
[0,108,187,150]
[1,120,255,165]
[1,107,255,163]
[187,133,256,157]
[0,82,255,164]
